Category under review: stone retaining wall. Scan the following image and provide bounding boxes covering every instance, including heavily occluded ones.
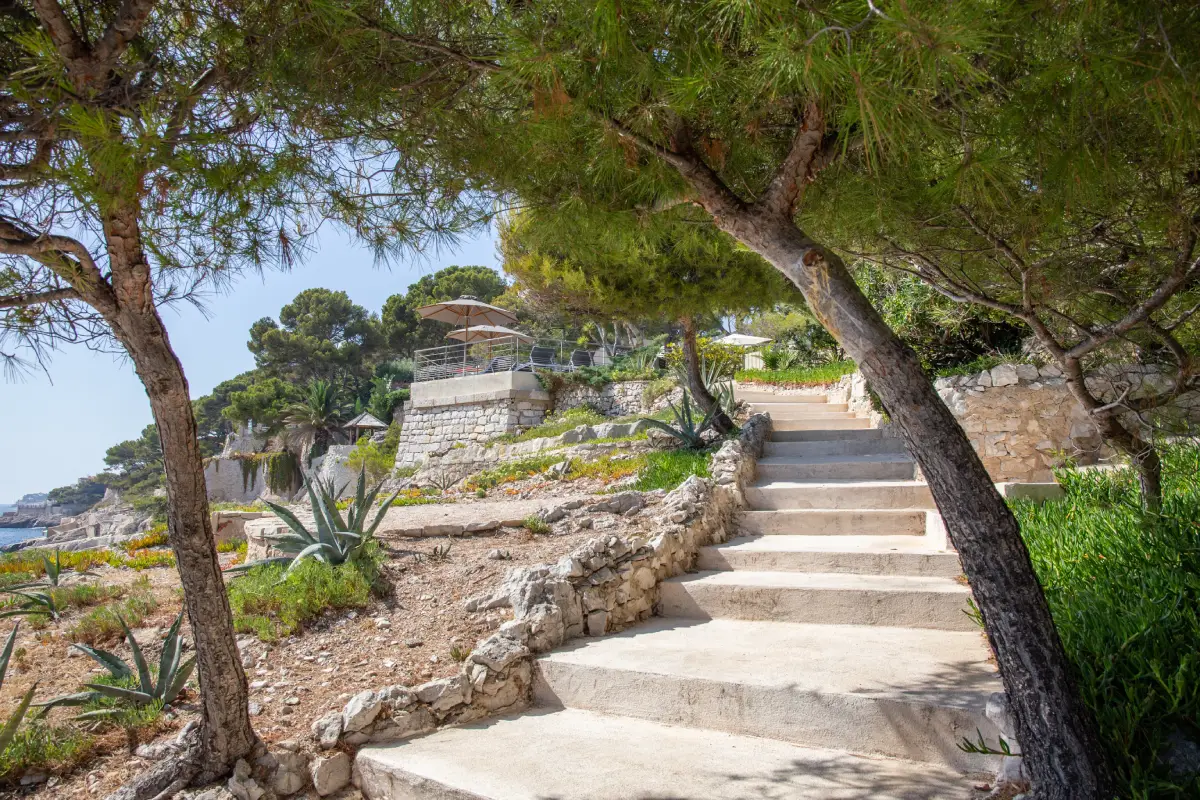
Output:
[394,395,552,469]
[935,363,1107,483]
[551,380,658,417]
[309,414,770,783]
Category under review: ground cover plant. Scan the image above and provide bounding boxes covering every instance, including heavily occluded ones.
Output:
[632,450,713,492]
[735,361,857,388]
[228,555,377,642]
[1013,445,1200,798]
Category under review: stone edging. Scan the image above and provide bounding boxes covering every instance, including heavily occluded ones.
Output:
[274,413,771,795]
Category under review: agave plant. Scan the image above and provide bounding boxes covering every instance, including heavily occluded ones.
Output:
[0,624,37,752]
[38,612,194,721]
[230,467,399,575]
[642,391,719,450]
[0,589,63,621]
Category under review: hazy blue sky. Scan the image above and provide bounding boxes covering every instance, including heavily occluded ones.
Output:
[0,225,501,502]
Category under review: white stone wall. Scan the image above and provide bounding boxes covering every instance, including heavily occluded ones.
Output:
[204,458,268,504]
[394,396,551,469]
[935,363,1106,483]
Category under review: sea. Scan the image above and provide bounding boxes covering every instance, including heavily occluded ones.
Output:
[0,527,45,548]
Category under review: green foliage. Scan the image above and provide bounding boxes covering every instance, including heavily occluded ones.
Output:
[41,611,195,723]
[1013,445,1200,798]
[641,392,718,450]
[68,581,158,646]
[101,425,165,515]
[283,380,346,462]
[563,455,644,483]
[642,377,677,407]
[346,436,396,485]
[381,266,508,356]
[664,338,742,381]
[46,477,107,511]
[491,407,606,445]
[735,361,857,388]
[934,354,1024,380]
[228,556,375,642]
[367,376,409,424]
[522,515,551,535]
[632,449,713,492]
[501,207,795,334]
[746,308,843,366]
[230,469,399,575]
[221,376,300,430]
[0,720,91,781]
[0,624,36,756]
[249,289,383,389]
[464,455,565,490]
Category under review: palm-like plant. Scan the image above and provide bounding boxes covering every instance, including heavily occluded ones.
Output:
[230,467,399,575]
[642,390,719,450]
[283,379,345,460]
[38,612,195,721]
[0,624,37,752]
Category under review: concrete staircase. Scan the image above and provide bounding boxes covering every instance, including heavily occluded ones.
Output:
[357,389,1003,799]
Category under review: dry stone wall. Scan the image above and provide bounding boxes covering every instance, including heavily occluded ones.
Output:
[394,396,551,469]
[935,363,1107,483]
[315,414,769,779]
[551,380,666,417]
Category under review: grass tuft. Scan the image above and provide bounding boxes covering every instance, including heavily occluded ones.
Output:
[0,722,92,781]
[632,449,713,491]
[68,578,159,645]
[228,554,377,642]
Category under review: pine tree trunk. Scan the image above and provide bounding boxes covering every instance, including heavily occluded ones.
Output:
[100,210,257,783]
[714,209,1110,799]
[679,315,735,434]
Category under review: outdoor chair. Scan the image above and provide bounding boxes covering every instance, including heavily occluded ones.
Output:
[569,349,593,368]
[529,346,562,371]
[482,355,516,374]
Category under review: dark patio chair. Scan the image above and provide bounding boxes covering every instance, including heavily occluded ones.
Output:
[482,355,516,374]
[529,346,560,371]
[570,349,593,368]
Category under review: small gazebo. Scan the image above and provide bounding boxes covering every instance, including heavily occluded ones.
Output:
[344,411,388,442]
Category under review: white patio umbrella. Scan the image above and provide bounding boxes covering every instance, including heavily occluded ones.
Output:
[445,325,533,343]
[713,333,772,346]
[416,296,519,374]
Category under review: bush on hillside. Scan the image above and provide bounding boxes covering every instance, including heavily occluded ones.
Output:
[1014,445,1200,798]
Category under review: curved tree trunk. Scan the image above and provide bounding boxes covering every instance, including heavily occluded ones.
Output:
[679,315,735,434]
[715,209,1110,799]
[100,210,257,784]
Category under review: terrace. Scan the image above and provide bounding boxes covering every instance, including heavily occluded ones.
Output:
[413,336,632,383]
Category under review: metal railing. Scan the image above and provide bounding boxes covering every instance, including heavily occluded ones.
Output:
[413,336,635,383]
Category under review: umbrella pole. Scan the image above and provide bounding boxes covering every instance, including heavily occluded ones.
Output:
[463,320,469,375]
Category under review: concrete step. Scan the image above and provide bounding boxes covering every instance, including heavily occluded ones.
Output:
[533,619,1000,771]
[659,570,975,631]
[356,707,978,799]
[757,454,916,482]
[697,535,962,577]
[746,481,936,510]
[772,427,885,442]
[764,437,908,458]
[736,390,828,404]
[749,404,852,417]
[772,417,872,431]
[739,508,928,536]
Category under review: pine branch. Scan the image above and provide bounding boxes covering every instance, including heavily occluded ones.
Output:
[91,0,157,68]
[30,0,89,64]
[0,286,78,309]
[760,103,826,217]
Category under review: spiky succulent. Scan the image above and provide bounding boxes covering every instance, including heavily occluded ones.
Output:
[230,467,399,575]
[642,391,719,450]
[0,624,36,752]
[39,611,195,721]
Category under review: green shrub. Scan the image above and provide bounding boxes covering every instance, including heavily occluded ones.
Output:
[735,360,856,387]
[1013,445,1200,798]
[346,436,395,484]
[642,376,677,406]
[632,449,712,491]
[934,353,1026,379]
[521,515,551,535]
[663,337,742,379]
[216,537,247,554]
[228,555,377,641]
[0,722,91,781]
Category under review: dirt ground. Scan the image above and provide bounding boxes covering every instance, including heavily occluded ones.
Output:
[1,470,642,798]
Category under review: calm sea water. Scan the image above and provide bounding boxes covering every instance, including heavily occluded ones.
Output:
[0,527,44,548]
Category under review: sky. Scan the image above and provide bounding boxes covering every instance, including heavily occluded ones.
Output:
[0,225,501,503]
